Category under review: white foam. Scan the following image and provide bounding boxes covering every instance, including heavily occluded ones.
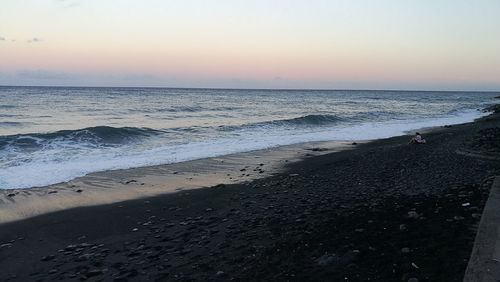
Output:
[0,109,488,189]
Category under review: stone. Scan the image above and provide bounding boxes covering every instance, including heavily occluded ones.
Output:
[316,253,337,266]
[401,247,411,254]
[41,255,55,261]
[86,269,104,277]
[407,211,420,219]
[0,243,13,249]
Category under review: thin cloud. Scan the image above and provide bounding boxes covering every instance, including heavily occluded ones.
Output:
[28,37,42,43]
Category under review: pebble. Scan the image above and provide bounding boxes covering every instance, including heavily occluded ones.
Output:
[0,243,13,249]
[40,255,55,261]
[316,253,337,266]
[401,247,411,254]
[407,211,420,219]
[472,213,482,219]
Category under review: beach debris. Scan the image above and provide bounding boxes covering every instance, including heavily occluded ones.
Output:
[461,202,470,207]
[48,191,57,194]
[132,228,138,232]
[401,247,411,254]
[407,278,419,282]
[205,208,213,212]
[216,271,225,276]
[125,179,137,184]
[399,224,407,231]
[411,262,420,269]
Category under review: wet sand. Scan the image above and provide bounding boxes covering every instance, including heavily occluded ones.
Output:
[0,141,353,223]
[1,107,500,281]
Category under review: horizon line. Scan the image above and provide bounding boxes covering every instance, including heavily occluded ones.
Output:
[1,84,499,93]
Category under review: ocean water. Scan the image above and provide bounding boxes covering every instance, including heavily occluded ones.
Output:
[0,86,497,189]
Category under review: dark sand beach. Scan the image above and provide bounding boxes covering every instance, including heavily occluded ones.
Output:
[1,107,500,282]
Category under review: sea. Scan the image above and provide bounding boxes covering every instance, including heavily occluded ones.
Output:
[0,86,497,189]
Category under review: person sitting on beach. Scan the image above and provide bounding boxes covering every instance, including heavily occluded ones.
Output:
[409,132,426,144]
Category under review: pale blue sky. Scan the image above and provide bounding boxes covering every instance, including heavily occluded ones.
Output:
[1,0,499,90]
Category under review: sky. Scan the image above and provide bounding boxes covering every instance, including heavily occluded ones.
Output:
[1,0,500,90]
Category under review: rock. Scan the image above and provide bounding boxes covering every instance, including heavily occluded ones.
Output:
[401,247,411,254]
[86,269,104,277]
[41,255,55,261]
[48,191,58,194]
[65,244,77,251]
[407,211,420,219]
[0,243,13,249]
[472,213,482,219]
[316,253,338,266]
[76,189,83,193]
[7,193,16,197]
[351,142,357,145]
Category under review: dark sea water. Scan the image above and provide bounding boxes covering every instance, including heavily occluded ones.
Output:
[0,86,497,189]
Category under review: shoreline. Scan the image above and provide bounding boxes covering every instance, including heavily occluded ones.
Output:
[0,108,490,224]
[0,109,499,281]
[0,140,355,224]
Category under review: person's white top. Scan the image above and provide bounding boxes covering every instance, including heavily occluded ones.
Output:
[415,135,426,143]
